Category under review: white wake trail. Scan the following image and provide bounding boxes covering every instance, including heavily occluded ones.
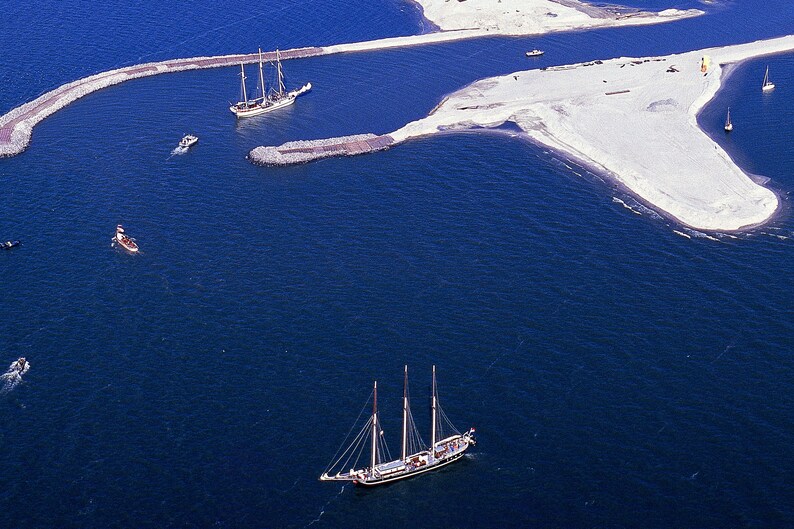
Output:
[0,360,30,395]
[303,484,346,529]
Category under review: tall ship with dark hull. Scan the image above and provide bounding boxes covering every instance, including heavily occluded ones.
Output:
[320,366,476,487]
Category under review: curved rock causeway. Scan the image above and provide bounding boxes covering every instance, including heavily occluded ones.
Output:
[0,32,487,158]
[0,0,700,158]
[0,47,323,158]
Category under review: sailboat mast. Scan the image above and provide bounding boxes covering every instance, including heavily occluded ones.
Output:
[258,48,266,100]
[276,49,285,95]
[239,63,248,105]
[431,365,437,451]
[402,365,408,460]
[371,380,378,470]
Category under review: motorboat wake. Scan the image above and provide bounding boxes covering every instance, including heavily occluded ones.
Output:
[1,240,20,250]
[1,357,30,395]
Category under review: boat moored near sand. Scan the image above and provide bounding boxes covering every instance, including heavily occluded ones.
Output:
[526,49,544,57]
[762,66,775,91]
[114,225,138,253]
[320,365,476,487]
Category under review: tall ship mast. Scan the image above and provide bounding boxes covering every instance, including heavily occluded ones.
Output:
[275,49,285,96]
[229,48,312,118]
[320,366,477,487]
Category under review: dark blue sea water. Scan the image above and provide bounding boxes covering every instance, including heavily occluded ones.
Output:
[1,1,793,527]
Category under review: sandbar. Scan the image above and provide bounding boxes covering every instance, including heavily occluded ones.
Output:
[412,0,702,35]
[253,37,794,231]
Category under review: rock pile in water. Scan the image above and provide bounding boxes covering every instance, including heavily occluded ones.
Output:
[248,134,395,166]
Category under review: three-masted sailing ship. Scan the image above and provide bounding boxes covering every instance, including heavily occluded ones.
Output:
[320,366,476,487]
[230,48,311,118]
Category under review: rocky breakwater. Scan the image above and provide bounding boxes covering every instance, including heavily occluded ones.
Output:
[248,134,395,166]
[0,47,322,158]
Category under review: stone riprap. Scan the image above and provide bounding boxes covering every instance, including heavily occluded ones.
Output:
[249,134,395,166]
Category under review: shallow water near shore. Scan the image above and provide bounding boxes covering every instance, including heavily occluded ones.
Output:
[1,1,793,528]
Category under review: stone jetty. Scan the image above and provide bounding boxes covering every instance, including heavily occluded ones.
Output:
[249,134,395,166]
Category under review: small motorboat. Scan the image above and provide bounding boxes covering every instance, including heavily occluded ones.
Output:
[114,225,139,253]
[1,240,20,250]
[1,356,30,393]
[14,357,27,373]
[179,134,198,149]
[526,49,544,57]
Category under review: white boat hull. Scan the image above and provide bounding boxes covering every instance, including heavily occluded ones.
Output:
[230,83,311,118]
[320,430,476,487]
[355,447,469,487]
[762,83,775,91]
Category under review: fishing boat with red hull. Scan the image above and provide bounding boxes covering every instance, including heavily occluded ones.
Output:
[113,225,138,253]
[320,366,476,487]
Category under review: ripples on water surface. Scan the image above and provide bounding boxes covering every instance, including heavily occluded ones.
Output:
[1,1,793,527]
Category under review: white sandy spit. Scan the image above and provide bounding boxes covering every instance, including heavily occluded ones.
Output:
[321,29,487,55]
[413,0,703,36]
[387,36,794,231]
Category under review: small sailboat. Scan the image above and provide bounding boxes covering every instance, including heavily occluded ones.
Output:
[179,134,198,149]
[762,66,775,92]
[525,49,544,57]
[230,49,311,118]
[320,366,476,487]
[113,225,138,253]
[724,107,733,132]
